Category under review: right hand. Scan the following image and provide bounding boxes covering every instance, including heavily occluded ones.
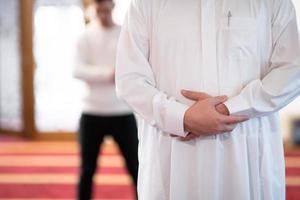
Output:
[183,96,249,136]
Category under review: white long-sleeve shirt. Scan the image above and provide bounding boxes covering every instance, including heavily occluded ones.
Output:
[74,23,131,115]
[116,0,300,199]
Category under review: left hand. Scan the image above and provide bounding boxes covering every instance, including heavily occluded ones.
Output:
[171,89,231,141]
[180,133,199,141]
[182,90,229,116]
[170,132,199,141]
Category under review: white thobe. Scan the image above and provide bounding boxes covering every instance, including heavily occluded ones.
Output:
[116,0,300,199]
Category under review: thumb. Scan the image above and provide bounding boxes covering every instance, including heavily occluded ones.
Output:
[209,96,228,106]
[181,90,211,101]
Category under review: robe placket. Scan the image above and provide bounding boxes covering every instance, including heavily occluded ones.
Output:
[201,0,219,142]
[199,2,223,198]
[201,0,219,96]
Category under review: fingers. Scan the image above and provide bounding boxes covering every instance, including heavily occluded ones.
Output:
[170,134,179,137]
[180,133,198,141]
[170,133,198,141]
[181,90,211,101]
[221,115,249,124]
[222,124,236,132]
[208,96,228,106]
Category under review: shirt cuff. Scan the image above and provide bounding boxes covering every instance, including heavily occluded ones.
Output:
[164,101,189,137]
[224,95,252,117]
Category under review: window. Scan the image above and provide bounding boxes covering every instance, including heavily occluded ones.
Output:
[34,0,85,132]
[0,0,23,131]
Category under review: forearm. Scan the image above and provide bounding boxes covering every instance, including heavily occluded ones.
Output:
[73,64,114,82]
[224,4,300,119]
[116,68,189,137]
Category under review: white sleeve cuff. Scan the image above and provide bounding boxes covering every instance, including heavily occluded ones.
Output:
[224,95,252,117]
[164,100,189,137]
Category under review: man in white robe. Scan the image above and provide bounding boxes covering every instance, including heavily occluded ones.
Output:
[116,0,300,199]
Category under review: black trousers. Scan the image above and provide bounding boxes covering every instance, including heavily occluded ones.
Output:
[77,113,138,200]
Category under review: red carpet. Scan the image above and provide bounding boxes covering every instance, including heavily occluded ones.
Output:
[0,135,300,199]
[0,136,134,200]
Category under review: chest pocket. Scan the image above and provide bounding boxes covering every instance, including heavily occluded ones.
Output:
[220,17,258,59]
[218,17,259,96]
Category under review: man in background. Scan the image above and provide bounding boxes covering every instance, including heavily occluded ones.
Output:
[74,0,138,199]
